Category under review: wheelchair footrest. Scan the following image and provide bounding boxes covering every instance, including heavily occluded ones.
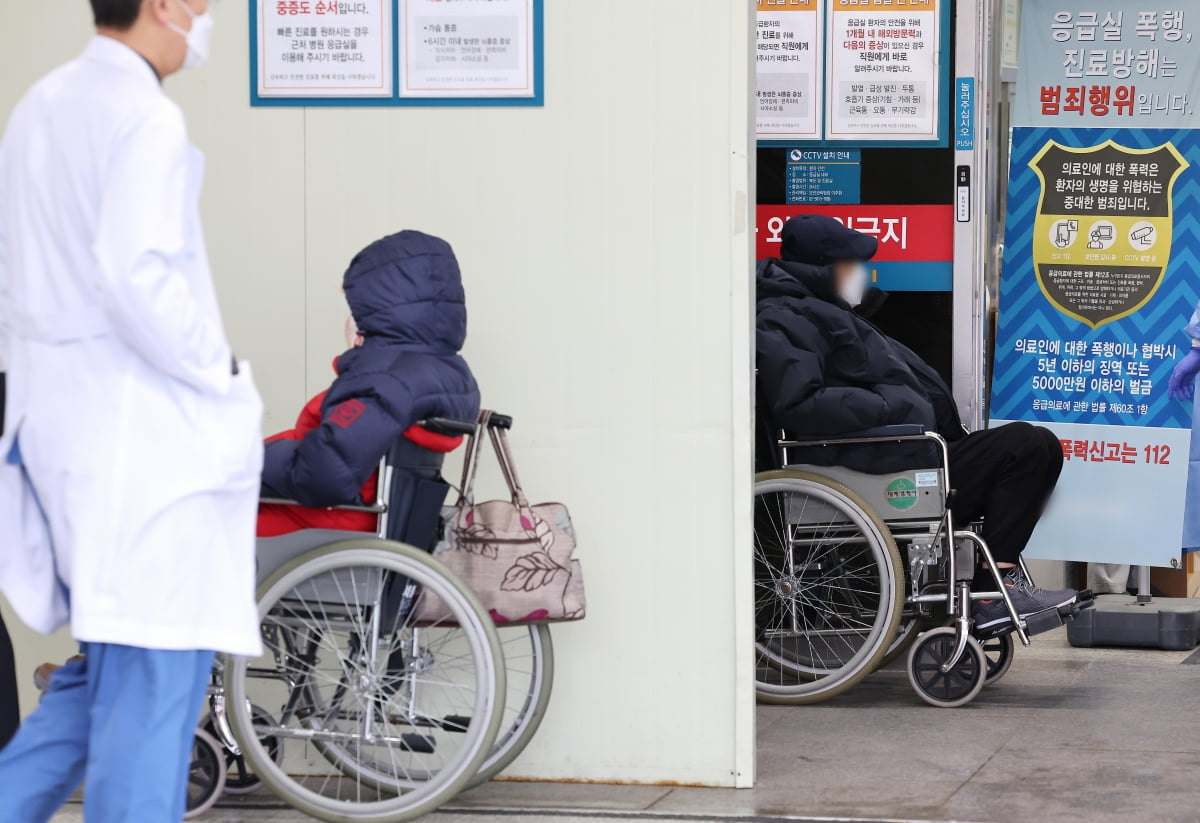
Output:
[975,623,1017,641]
[974,595,1094,641]
[441,715,471,733]
[400,733,437,754]
[1024,605,1071,637]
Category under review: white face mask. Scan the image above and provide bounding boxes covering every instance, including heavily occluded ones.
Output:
[838,262,869,308]
[168,0,214,70]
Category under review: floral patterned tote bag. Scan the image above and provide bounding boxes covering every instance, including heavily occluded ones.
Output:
[415,411,586,625]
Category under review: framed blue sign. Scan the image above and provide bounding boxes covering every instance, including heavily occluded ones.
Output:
[251,0,544,108]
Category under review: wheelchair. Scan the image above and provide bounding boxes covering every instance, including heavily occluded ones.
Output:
[754,424,1093,708]
[184,413,555,821]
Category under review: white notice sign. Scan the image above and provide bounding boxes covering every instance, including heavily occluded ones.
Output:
[756,0,823,141]
[825,0,941,142]
[257,1,393,99]
[400,0,535,98]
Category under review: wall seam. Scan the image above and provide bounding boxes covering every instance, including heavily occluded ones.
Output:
[302,108,310,398]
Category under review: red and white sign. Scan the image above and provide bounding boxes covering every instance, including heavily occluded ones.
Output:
[756,204,954,261]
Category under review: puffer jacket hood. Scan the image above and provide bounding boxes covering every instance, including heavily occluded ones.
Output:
[343,230,466,352]
[261,231,480,509]
[756,258,841,305]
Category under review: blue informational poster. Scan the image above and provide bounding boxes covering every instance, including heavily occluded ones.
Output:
[785,149,861,204]
[993,0,1200,567]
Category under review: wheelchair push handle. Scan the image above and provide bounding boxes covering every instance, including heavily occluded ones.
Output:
[416,412,513,436]
[420,417,478,437]
[483,412,513,430]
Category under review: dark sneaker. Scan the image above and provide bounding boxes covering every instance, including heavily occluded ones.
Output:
[1007,566,1078,610]
[973,598,1013,630]
[973,568,1078,630]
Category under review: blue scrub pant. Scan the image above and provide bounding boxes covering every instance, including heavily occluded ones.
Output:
[0,643,214,823]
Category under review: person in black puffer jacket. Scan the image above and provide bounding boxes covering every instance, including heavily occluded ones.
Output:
[262,230,480,507]
[757,214,1077,630]
[756,250,939,474]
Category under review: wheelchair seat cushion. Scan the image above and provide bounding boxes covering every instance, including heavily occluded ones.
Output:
[256,529,355,587]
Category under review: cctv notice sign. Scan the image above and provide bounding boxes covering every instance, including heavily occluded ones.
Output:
[991,0,1200,567]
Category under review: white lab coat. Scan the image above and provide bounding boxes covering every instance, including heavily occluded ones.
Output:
[0,37,263,656]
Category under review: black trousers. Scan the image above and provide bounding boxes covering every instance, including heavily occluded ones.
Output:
[0,611,17,751]
[947,421,1064,565]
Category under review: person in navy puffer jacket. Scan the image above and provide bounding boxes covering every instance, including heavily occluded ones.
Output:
[261,230,480,510]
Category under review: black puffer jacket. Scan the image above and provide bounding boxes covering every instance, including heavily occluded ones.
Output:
[756,258,943,472]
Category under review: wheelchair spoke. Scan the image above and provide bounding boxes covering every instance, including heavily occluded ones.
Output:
[754,474,902,699]
[239,563,496,799]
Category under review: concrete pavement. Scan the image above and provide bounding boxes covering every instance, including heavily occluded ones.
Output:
[52,627,1200,823]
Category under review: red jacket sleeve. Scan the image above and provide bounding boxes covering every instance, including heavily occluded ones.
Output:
[294,390,328,437]
[264,390,328,443]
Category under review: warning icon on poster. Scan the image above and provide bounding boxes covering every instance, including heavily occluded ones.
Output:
[1029,140,1187,329]
[1051,219,1079,249]
[1130,222,1157,250]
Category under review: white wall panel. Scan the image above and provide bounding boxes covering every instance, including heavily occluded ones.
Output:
[0,0,754,787]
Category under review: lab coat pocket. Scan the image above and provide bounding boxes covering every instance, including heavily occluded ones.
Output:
[211,362,264,491]
[0,440,67,634]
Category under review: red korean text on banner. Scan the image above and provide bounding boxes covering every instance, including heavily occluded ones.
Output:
[756,205,955,262]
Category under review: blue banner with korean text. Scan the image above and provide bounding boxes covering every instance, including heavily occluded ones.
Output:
[993,1,1200,567]
[993,127,1197,431]
[1012,2,1199,131]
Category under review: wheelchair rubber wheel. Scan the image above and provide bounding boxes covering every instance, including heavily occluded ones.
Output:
[754,470,905,704]
[201,705,283,796]
[184,729,227,819]
[906,627,987,708]
[880,596,947,669]
[469,624,555,787]
[981,633,1015,685]
[227,540,505,823]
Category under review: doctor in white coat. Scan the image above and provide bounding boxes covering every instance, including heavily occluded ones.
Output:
[0,1,262,820]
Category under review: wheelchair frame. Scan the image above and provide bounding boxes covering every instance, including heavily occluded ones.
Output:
[776,428,1030,669]
[189,413,553,821]
[753,422,1091,708]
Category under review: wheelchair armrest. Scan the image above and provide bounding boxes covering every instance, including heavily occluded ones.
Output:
[780,425,948,461]
[789,425,927,442]
[259,497,388,515]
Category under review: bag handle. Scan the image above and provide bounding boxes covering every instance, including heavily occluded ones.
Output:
[489,424,532,509]
[452,410,491,508]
